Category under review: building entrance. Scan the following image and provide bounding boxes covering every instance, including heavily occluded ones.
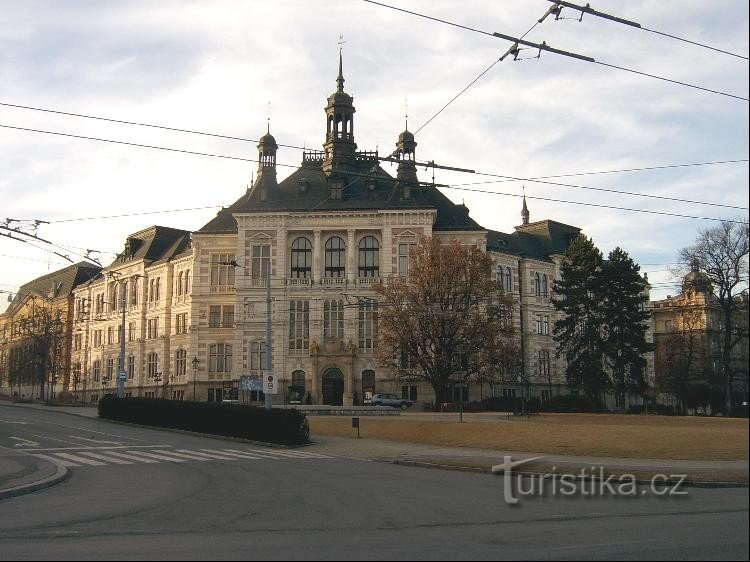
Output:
[322,368,344,406]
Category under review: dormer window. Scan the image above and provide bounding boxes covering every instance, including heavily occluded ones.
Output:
[329,178,344,200]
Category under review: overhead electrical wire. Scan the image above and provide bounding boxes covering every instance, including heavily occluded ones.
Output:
[1,122,746,224]
[361,0,749,102]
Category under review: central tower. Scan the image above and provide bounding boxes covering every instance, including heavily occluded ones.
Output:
[322,50,357,174]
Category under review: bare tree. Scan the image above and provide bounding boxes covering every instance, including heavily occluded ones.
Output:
[375,237,516,409]
[679,219,749,413]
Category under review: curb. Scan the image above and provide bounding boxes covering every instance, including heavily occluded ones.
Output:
[389,459,750,489]
[0,462,70,501]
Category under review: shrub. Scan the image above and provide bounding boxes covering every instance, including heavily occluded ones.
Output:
[98,397,310,445]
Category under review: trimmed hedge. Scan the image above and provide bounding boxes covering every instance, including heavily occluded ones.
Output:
[98,396,310,445]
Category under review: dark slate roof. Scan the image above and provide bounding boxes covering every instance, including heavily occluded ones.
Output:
[110,226,192,267]
[6,262,101,314]
[487,220,581,262]
[197,159,483,233]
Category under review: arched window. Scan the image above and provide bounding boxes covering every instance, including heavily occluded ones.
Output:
[534,273,541,297]
[362,370,376,403]
[290,238,312,279]
[184,269,190,294]
[505,267,512,293]
[288,370,306,404]
[495,266,503,285]
[358,236,379,278]
[324,236,346,278]
[177,272,183,296]
[542,274,548,298]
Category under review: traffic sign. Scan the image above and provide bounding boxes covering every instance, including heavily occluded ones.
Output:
[118,370,127,382]
[263,372,278,395]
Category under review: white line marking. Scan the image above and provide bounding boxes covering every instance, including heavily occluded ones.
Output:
[208,449,264,460]
[28,453,81,467]
[152,450,212,461]
[31,445,171,452]
[102,451,160,464]
[124,450,187,463]
[67,436,124,445]
[0,420,28,424]
[9,437,40,448]
[173,449,238,460]
[53,452,107,466]
[75,451,133,465]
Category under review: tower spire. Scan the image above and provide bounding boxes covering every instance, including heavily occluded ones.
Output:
[521,186,530,225]
[337,34,346,93]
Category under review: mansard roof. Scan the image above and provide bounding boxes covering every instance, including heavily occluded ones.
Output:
[196,157,483,234]
[5,262,101,315]
[487,220,581,262]
[110,225,192,267]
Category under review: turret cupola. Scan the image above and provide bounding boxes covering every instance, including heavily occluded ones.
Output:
[322,48,357,174]
[395,127,418,200]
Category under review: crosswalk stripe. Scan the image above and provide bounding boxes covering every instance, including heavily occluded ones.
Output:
[175,449,239,460]
[152,450,212,461]
[75,451,133,465]
[198,449,263,460]
[248,448,325,459]
[103,451,160,464]
[54,452,107,466]
[29,453,80,467]
[124,450,187,463]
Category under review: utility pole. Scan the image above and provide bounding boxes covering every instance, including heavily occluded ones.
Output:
[117,279,127,398]
[265,264,273,410]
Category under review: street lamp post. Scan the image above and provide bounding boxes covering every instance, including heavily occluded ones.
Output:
[154,372,162,399]
[192,357,199,401]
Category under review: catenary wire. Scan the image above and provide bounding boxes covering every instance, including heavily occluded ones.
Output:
[1,123,746,223]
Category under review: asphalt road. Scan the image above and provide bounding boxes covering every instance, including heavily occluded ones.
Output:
[0,404,747,561]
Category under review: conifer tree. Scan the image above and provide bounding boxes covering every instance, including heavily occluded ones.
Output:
[552,235,607,403]
[600,247,653,404]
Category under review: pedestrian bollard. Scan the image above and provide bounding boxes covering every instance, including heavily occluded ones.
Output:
[352,417,360,438]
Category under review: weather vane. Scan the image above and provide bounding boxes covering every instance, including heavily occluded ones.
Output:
[338,34,346,53]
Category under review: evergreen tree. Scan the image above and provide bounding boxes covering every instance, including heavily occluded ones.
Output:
[552,235,608,403]
[600,248,653,402]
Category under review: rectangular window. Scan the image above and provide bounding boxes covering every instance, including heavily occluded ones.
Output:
[107,326,114,345]
[210,254,236,287]
[401,385,418,402]
[209,306,221,328]
[175,349,187,376]
[175,313,188,334]
[398,243,415,277]
[128,322,137,341]
[106,358,114,380]
[222,306,234,328]
[73,333,82,351]
[288,301,310,351]
[208,344,233,373]
[147,318,159,339]
[535,315,542,335]
[127,355,135,380]
[250,342,266,371]
[251,245,270,279]
[543,315,550,335]
[323,300,344,340]
[147,353,158,378]
[358,301,378,351]
[93,360,101,382]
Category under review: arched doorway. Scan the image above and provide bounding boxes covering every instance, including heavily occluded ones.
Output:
[322,368,344,406]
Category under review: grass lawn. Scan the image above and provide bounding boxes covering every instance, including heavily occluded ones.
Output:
[309,413,749,460]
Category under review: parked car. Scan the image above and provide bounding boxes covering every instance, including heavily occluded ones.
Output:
[371,393,412,410]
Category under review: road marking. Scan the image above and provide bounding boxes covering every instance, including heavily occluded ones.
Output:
[205,449,264,460]
[0,420,28,424]
[9,437,40,448]
[67,436,124,445]
[29,453,81,467]
[123,450,187,463]
[75,451,134,465]
[30,445,172,452]
[28,434,83,446]
[173,449,239,460]
[101,451,160,464]
[54,452,107,466]
[151,450,212,461]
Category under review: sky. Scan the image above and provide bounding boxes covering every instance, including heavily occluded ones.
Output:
[1,0,748,312]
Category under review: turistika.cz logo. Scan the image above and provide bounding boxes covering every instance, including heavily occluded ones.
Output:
[491,456,688,505]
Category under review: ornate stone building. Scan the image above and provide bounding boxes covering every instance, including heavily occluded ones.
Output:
[3,56,615,407]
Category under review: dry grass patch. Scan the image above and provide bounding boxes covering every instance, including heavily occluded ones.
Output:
[310,413,749,460]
